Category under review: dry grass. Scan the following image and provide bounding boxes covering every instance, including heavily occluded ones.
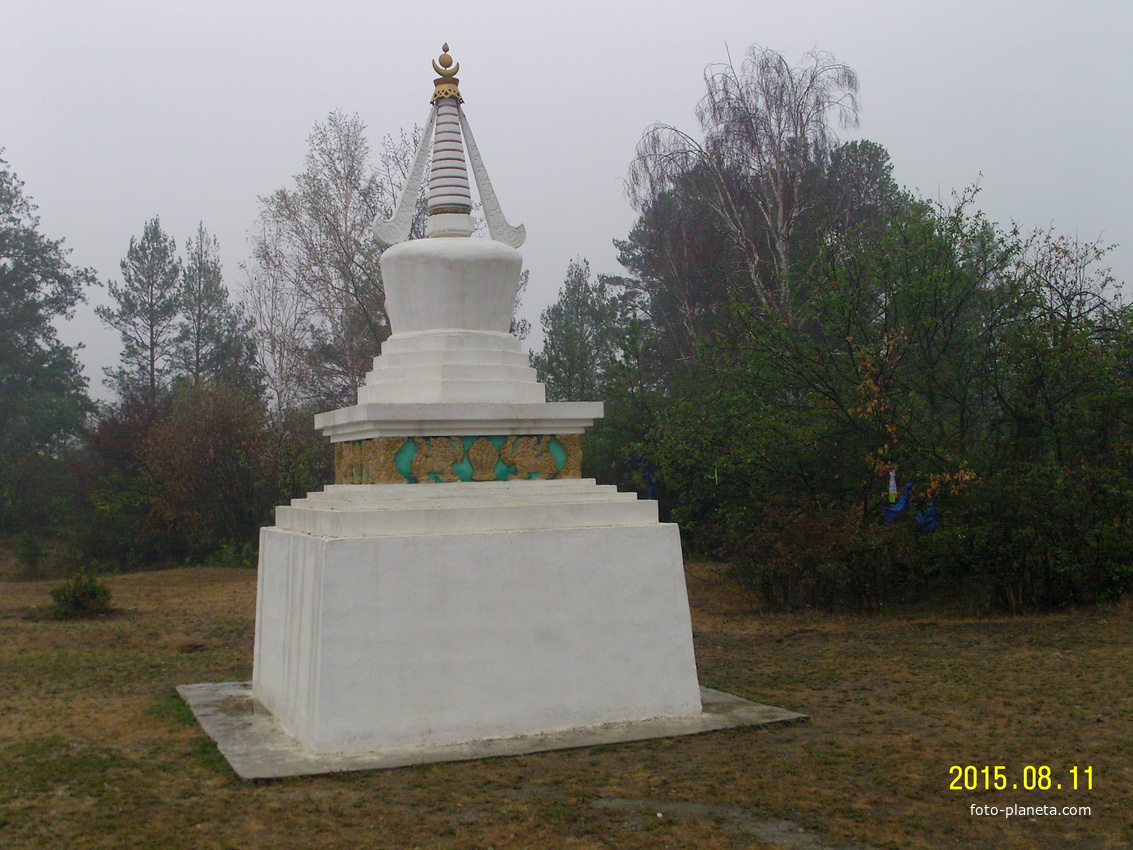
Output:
[0,557,1129,849]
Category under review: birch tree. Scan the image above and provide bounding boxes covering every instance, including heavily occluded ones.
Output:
[628,45,860,315]
[245,112,422,409]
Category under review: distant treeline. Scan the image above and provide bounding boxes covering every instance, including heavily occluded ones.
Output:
[3,45,1131,610]
[530,47,1133,612]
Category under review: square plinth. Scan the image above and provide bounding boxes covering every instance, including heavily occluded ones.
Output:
[252,521,704,756]
[177,682,807,780]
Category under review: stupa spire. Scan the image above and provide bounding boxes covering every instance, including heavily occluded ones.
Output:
[426,45,474,235]
[373,44,525,248]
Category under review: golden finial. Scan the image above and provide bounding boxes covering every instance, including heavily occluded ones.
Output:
[431,43,461,102]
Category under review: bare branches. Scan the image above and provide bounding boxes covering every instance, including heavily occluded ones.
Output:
[243,113,423,411]
[627,44,861,316]
[1016,230,1117,328]
[242,216,313,414]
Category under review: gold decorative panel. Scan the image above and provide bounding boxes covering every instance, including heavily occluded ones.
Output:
[556,434,583,479]
[468,437,499,481]
[410,437,465,483]
[500,436,558,480]
[334,437,405,485]
[333,434,584,484]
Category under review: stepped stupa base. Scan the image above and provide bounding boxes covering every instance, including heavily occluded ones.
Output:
[250,480,704,757]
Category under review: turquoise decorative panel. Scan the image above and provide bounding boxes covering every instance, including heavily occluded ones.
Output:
[394,439,417,481]
[371,435,575,483]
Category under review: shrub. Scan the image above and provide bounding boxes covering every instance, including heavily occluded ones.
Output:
[728,461,1133,613]
[929,464,1133,611]
[49,569,112,619]
[205,542,257,569]
[732,500,919,611]
[15,532,44,574]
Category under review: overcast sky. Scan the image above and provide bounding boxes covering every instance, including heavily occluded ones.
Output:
[4,1,1131,399]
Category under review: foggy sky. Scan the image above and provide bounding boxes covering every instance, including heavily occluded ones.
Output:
[4,0,1131,399]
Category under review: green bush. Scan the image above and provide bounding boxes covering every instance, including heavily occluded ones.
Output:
[15,532,44,574]
[205,542,257,569]
[730,463,1133,612]
[733,501,919,611]
[49,569,112,619]
[929,464,1133,611]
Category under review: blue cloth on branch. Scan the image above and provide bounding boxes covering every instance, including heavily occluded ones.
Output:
[629,455,659,501]
[882,482,913,522]
[915,502,939,533]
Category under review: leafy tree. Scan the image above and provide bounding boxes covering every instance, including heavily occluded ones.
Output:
[593,43,1133,609]
[84,219,266,565]
[614,176,745,363]
[990,231,1129,466]
[0,154,95,531]
[75,397,176,568]
[531,258,622,402]
[261,402,335,512]
[77,377,331,568]
[822,141,904,228]
[175,222,257,389]
[143,382,273,558]
[97,217,181,414]
[601,190,1011,549]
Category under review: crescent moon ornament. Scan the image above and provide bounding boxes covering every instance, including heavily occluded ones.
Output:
[432,59,459,77]
[431,44,462,102]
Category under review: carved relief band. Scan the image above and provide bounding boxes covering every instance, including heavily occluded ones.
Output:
[500,436,557,480]
[333,435,584,484]
[410,436,465,483]
[333,437,403,484]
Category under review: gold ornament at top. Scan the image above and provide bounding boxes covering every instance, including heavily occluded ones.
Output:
[431,43,462,102]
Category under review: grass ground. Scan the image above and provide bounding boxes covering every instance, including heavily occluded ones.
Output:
[1,557,1129,849]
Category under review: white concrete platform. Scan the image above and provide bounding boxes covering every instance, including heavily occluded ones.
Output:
[177,682,807,780]
[252,480,714,758]
[252,519,705,755]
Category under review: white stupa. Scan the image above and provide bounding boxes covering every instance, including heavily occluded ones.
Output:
[249,46,706,757]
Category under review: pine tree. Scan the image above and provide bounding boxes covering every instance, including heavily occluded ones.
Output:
[175,222,256,388]
[530,258,621,402]
[97,217,182,413]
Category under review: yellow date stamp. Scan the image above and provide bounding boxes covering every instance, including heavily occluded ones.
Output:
[949,765,1093,791]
